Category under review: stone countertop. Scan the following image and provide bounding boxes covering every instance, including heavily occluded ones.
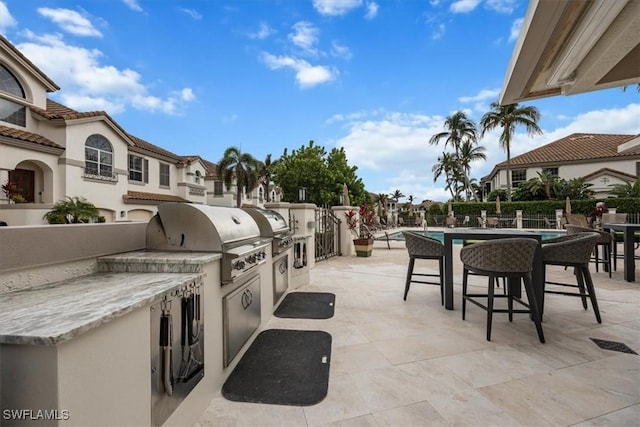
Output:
[98,250,221,272]
[0,272,204,346]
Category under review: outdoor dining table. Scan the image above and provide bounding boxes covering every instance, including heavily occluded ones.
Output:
[443,228,544,313]
[602,223,640,282]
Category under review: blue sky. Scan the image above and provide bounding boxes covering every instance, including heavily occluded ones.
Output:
[1,0,638,203]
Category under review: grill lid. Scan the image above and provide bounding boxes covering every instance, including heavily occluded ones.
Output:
[243,207,289,237]
[146,203,260,252]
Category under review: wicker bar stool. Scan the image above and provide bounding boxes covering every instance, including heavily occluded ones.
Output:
[565,224,613,278]
[402,231,445,305]
[542,232,602,323]
[460,238,544,343]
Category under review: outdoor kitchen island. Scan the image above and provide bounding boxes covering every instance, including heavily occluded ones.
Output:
[0,206,294,426]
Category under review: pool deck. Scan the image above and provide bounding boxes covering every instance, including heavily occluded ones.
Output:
[196,226,639,426]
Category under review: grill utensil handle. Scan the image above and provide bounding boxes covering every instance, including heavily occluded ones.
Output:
[160,313,174,396]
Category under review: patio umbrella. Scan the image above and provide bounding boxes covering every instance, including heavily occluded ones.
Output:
[342,183,350,206]
[448,201,453,216]
[496,195,501,215]
[565,196,572,214]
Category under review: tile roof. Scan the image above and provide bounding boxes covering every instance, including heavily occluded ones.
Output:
[180,155,219,178]
[581,168,637,181]
[34,100,184,162]
[127,134,183,162]
[0,34,59,91]
[497,133,640,167]
[123,191,188,203]
[200,158,219,178]
[0,124,63,150]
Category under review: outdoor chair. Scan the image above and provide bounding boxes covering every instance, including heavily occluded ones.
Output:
[601,213,639,270]
[402,231,445,305]
[541,232,602,323]
[565,213,591,228]
[486,217,499,228]
[445,217,457,228]
[460,238,545,343]
[565,224,613,278]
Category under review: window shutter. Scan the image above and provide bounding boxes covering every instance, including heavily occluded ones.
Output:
[144,159,149,183]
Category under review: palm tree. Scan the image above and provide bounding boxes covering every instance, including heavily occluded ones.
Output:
[43,196,99,224]
[406,195,415,216]
[432,152,462,200]
[480,102,542,201]
[391,189,404,202]
[530,171,557,200]
[429,111,478,158]
[374,193,388,219]
[217,146,260,208]
[258,153,278,202]
[458,140,486,201]
[609,178,640,198]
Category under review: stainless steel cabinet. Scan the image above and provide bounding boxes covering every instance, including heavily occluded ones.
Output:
[223,275,261,366]
[273,254,289,305]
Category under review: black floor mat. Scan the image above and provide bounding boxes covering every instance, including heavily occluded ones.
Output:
[274,292,335,319]
[222,329,332,406]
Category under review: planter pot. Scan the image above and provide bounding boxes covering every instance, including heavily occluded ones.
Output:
[353,237,374,257]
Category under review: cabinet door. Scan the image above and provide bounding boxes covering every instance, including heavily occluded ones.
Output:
[224,275,261,366]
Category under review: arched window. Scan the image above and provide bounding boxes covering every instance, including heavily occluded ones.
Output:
[258,186,264,202]
[85,134,113,177]
[195,170,201,184]
[0,64,26,126]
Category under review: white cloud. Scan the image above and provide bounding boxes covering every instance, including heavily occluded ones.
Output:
[248,22,275,40]
[458,89,500,104]
[0,1,17,33]
[262,52,336,88]
[37,8,102,37]
[313,0,363,16]
[432,23,446,40]
[122,0,143,12]
[365,2,379,20]
[16,31,195,115]
[179,88,195,101]
[179,8,202,20]
[450,0,481,14]
[331,41,352,60]
[329,104,640,201]
[486,0,518,14]
[468,103,640,180]
[509,17,523,42]
[288,21,320,56]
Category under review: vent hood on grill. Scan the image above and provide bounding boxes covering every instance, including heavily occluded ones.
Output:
[146,203,261,252]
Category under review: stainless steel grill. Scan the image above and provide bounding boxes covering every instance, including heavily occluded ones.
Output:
[243,207,293,255]
[146,203,269,284]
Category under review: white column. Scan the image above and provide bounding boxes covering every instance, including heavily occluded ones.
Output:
[332,206,355,257]
[0,169,9,203]
[480,210,487,228]
[555,209,564,230]
[516,210,523,229]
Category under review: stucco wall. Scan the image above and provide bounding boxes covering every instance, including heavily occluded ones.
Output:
[0,222,147,292]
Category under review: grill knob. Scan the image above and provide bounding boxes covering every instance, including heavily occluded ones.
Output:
[235,261,246,270]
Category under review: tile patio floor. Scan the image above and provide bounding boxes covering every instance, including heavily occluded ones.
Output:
[196,229,640,427]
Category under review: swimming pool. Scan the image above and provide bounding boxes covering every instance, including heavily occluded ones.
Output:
[381,230,566,243]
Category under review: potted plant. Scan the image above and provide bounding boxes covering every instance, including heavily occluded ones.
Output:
[345,204,375,257]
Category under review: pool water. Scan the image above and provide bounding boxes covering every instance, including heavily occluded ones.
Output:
[382,230,565,244]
